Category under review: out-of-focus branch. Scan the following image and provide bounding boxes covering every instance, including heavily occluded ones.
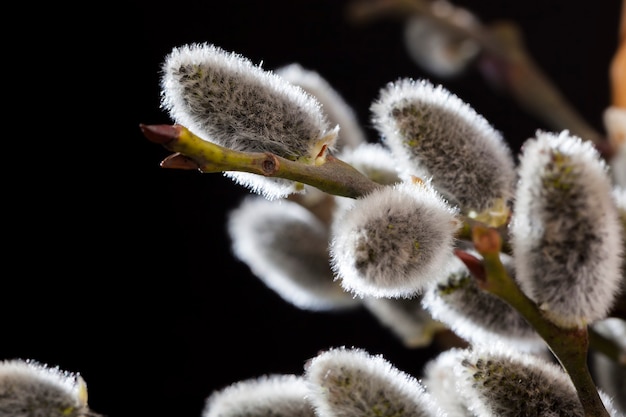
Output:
[478,22,607,153]
[346,0,612,158]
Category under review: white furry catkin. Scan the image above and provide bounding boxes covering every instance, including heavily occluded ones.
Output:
[160,43,338,200]
[227,196,359,311]
[511,130,624,328]
[403,5,480,78]
[332,142,403,222]
[421,251,545,352]
[370,78,516,222]
[202,374,316,417]
[0,359,95,417]
[422,348,473,417]
[275,63,367,152]
[304,346,444,417]
[329,179,460,298]
[425,345,622,417]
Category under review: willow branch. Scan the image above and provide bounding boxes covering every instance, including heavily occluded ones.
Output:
[140,123,514,250]
[139,124,381,199]
[469,225,610,417]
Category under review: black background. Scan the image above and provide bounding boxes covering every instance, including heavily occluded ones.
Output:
[2,1,621,416]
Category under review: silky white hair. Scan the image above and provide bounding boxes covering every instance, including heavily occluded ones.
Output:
[511,130,624,328]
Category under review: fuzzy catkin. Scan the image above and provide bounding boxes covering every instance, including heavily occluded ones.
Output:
[275,63,367,152]
[422,349,473,417]
[202,374,316,417]
[511,130,624,328]
[161,43,335,160]
[160,43,338,200]
[227,196,359,311]
[442,345,622,417]
[332,142,403,223]
[370,78,516,218]
[304,347,444,417]
[403,9,480,78]
[329,180,460,298]
[421,251,545,352]
[0,359,93,417]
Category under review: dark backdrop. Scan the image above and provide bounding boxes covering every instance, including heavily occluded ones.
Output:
[2,1,621,416]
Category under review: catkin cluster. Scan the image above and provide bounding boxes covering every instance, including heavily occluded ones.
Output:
[155,41,626,417]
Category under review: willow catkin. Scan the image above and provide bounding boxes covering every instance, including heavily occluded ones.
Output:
[370,78,515,222]
[511,130,624,328]
[227,196,359,311]
[304,346,444,417]
[275,63,367,152]
[425,345,622,417]
[329,179,460,298]
[0,359,95,417]
[202,374,316,417]
[160,42,338,200]
[421,251,545,352]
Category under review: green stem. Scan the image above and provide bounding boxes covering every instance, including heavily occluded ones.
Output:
[140,124,522,252]
[141,123,615,415]
[139,124,380,199]
[472,225,610,417]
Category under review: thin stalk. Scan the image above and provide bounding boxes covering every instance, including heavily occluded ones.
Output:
[139,123,514,249]
[471,225,610,417]
[139,124,380,199]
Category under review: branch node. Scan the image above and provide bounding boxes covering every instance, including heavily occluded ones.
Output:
[261,154,279,175]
